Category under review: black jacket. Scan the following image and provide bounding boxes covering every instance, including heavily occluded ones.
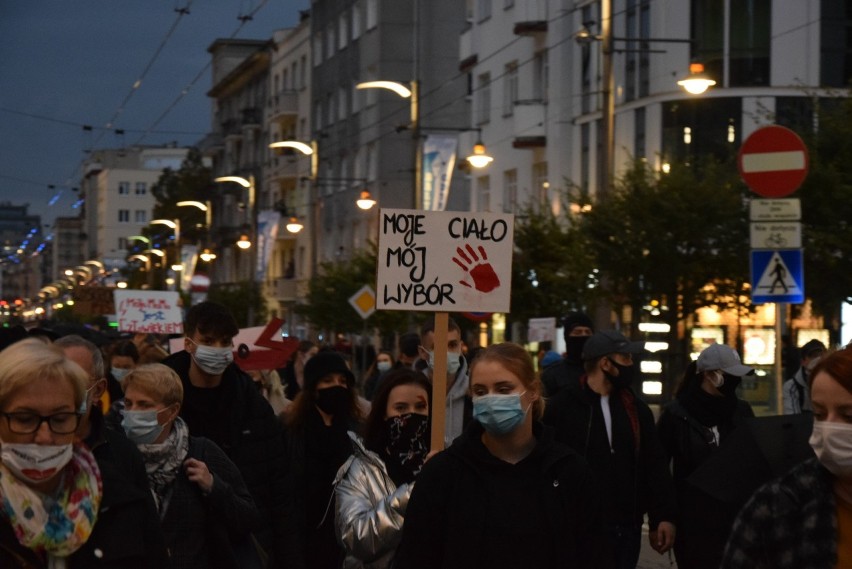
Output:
[394,421,606,569]
[543,379,677,529]
[656,396,754,569]
[162,436,261,569]
[163,350,288,566]
[541,356,584,397]
[0,411,168,569]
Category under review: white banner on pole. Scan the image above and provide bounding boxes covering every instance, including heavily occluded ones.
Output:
[376,208,514,313]
[113,290,183,334]
[422,135,458,211]
[256,210,281,282]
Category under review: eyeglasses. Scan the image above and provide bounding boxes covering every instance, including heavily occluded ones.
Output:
[0,412,82,435]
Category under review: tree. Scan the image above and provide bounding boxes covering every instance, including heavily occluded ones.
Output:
[510,201,599,335]
[295,244,417,338]
[207,281,267,328]
[149,148,212,245]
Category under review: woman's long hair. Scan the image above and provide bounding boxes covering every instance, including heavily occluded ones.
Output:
[674,360,702,397]
[363,369,432,454]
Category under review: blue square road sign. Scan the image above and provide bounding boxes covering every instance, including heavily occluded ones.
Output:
[750,249,804,304]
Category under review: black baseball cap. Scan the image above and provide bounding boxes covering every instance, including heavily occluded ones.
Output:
[581,330,645,361]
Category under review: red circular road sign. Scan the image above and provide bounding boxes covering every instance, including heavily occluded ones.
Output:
[737,125,809,198]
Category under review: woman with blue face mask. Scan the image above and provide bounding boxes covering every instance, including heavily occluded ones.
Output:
[122,364,261,569]
[394,343,606,569]
[362,350,396,401]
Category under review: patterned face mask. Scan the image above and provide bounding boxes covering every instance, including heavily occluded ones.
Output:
[382,413,430,486]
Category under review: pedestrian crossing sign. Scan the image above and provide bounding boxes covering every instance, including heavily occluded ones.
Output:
[750,249,804,304]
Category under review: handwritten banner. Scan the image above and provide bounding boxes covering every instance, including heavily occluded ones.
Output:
[113,290,183,334]
[376,208,514,313]
[72,286,116,316]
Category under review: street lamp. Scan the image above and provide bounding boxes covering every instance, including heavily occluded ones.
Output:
[214,174,257,285]
[285,217,304,233]
[466,139,494,169]
[356,190,377,210]
[236,234,252,250]
[677,63,717,95]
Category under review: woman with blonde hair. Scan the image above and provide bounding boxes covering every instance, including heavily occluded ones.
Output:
[121,363,260,569]
[394,342,605,569]
[0,338,102,568]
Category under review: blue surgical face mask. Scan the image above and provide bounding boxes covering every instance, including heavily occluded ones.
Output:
[189,339,234,375]
[112,367,131,381]
[377,361,392,373]
[121,408,168,444]
[472,391,529,435]
[428,351,462,376]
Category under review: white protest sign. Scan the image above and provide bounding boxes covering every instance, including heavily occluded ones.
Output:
[376,208,514,313]
[114,290,183,334]
[528,317,557,343]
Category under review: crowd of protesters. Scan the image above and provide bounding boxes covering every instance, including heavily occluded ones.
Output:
[0,304,849,568]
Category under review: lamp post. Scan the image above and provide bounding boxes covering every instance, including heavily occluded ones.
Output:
[214,174,257,324]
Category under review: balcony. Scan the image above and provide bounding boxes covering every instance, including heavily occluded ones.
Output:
[512,101,546,147]
[268,91,299,122]
[513,0,547,35]
[270,277,298,302]
[268,157,300,180]
[458,26,478,72]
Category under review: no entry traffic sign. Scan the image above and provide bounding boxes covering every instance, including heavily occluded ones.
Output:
[738,125,809,198]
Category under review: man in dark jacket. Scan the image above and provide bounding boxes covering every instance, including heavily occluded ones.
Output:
[56,335,168,569]
[162,301,288,567]
[543,330,677,569]
[541,312,594,397]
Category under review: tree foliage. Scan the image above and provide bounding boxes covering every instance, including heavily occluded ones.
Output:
[573,158,751,332]
[795,96,852,323]
[149,148,212,244]
[295,244,417,336]
[207,281,267,328]
[510,202,599,328]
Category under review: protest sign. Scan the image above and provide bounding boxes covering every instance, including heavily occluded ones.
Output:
[376,208,514,313]
[114,290,183,334]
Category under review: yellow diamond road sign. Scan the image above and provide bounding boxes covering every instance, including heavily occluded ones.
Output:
[349,285,376,319]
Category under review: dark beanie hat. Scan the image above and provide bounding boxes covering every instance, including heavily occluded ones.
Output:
[562,312,594,339]
[303,351,355,391]
[399,332,420,358]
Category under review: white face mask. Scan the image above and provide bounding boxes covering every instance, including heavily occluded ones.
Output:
[809,421,852,478]
[189,339,234,375]
[708,370,725,389]
[1,441,74,483]
[427,351,462,376]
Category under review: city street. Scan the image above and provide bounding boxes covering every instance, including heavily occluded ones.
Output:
[639,524,677,569]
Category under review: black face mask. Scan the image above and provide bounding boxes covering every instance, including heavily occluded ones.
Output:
[315,385,350,416]
[718,373,742,398]
[382,413,430,486]
[605,358,635,389]
[565,336,590,362]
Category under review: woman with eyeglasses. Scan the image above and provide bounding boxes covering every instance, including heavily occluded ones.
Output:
[121,363,261,569]
[0,338,103,568]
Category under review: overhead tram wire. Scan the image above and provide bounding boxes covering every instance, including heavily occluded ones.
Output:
[90,1,195,149]
[134,0,270,145]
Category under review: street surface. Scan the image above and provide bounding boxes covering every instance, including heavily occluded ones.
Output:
[638,523,677,569]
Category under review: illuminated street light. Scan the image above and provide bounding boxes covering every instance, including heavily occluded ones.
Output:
[214,176,251,188]
[466,140,494,169]
[268,141,314,155]
[285,217,304,234]
[356,190,377,210]
[237,234,252,249]
[199,249,217,262]
[678,63,717,95]
[355,80,412,99]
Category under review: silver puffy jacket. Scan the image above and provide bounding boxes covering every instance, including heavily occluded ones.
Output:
[333,432,413,569]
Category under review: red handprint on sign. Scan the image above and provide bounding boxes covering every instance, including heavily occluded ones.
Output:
[453,244,501,293]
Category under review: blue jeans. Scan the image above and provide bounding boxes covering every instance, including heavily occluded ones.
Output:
[605,522,642,569]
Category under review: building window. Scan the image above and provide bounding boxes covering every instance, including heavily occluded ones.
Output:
[503,61,518,116]
[313,36,323,66]
[135,182,146,196]
[352,2,362,39]
[822,1,852,86]
[533,51,549,102]
[477,176,491,211]
[478,0,492,22]
[662,97,742,164]
[325,26,335,60]
[118,209,130,223]
[338,13,348,50]
[339,86,348,120]
[118,237,128,250]
[580,123,590,193]
[476,73,491,125]
[300,56,307,87]
[366,0,377,29]
[634,107,646,160]
[503,169,517,214]
[118,182,130,195]
[134,210,147,223]
[532,161,548,204]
